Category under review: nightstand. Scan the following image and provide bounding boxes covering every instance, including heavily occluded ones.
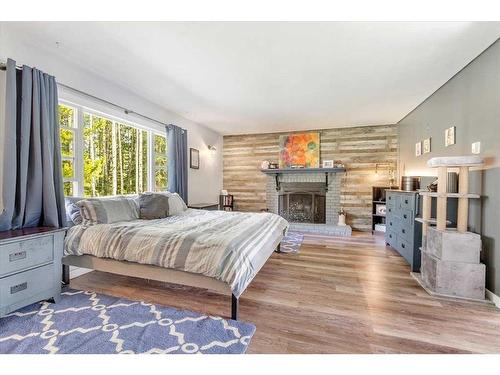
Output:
[188,203,219,210]
[0,227,66,317]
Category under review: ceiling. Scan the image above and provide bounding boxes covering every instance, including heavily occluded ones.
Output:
[3,22,500,135]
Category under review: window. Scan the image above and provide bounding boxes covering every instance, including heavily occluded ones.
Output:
[154,134,167,191]
[59,104,78,196]
[59,103,167,197]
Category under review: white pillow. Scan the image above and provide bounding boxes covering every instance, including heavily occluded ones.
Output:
[167,193,188,215]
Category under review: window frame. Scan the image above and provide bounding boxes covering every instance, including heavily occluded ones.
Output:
[58,99,167,197]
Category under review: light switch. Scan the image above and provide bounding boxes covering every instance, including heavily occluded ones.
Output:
[472,141,481,154]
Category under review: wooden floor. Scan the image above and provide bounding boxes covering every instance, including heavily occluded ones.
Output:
[71,232,500,353]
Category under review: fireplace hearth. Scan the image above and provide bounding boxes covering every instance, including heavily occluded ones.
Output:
[278,182,326,224]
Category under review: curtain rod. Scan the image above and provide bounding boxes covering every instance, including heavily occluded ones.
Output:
[0,61,186,132]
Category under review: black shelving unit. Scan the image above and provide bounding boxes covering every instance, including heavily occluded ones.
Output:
[371,186,395,234]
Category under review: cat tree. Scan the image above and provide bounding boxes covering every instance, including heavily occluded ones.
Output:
[414,156,486,301]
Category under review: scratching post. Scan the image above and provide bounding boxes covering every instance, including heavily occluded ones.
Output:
[415,156,485,301]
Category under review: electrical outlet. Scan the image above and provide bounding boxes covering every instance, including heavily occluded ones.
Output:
[472,141,481,154]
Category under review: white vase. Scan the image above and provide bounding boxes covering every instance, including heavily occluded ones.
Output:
[338,213,346,226]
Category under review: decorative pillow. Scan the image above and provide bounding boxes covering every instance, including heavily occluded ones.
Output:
[137,193,169,219]
[166,192,188,216]
[77,196,139,225]
[65,197,83,226]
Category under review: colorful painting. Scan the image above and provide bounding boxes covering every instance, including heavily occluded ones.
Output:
[279,132,320,168]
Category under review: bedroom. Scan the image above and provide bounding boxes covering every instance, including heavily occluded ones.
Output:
[1,1,500,371]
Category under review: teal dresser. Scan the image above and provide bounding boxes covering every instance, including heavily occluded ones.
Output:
[0,227,66,317]
[385,190,422,272]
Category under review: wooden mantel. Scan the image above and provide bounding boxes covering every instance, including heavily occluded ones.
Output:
[261,167,346,191]
[260,167,346,174]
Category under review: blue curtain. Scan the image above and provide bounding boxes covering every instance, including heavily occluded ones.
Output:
[166,124,188,203]
[0,58,65,230]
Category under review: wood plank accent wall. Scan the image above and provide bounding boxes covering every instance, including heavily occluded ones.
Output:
[223,124,398,231]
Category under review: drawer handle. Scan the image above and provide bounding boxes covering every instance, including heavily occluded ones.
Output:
[401,243,405,249]
[9,251,27,262]
[389,234,392,238]
[10,282,28,294]
[405,199,408,204]
[388,208,392,212]
[403,214,407,219]
[402,229,406,234]
[390,222,393,226]
[389,196,392,200]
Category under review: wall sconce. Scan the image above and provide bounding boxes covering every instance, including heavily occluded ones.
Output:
[207,145,217,151]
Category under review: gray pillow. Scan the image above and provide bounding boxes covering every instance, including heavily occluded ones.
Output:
[77,196,139,225]
[138,193,170,219]
[65,197,83,226]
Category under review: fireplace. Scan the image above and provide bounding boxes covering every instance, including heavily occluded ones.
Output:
[278,182,326,223]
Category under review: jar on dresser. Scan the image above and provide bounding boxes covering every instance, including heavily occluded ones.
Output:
[0,227,66,317]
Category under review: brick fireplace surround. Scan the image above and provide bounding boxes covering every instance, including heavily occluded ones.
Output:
[265,171,352,236]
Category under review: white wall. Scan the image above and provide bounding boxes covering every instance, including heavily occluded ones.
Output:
[0,25,223,205]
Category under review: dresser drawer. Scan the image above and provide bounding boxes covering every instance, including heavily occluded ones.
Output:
[397,237,412,263]
[400,209,414,228]
[386,216,399,232]
[0,235,54,277]
[400,195,415,211]
[399,224,412,242]
[386,230,398,248]
[386,193,398,208]
[0,264,55,312]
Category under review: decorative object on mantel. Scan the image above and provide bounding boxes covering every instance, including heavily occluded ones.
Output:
[189,148,200,169]
[268,162,279,169]
[413,155,487,302]
[322,160,334,168]
[423,138,431,154]
[278,132,320,169]
[338,208,346,226]
[445,126,456,147]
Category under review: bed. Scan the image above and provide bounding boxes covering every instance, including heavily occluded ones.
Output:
[62,207,288,320]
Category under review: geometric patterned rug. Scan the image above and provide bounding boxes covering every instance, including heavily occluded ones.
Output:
[0,288,255,354]
[279,231,304,254]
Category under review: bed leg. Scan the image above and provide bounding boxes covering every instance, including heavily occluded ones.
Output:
[231,294,239,321]
[62,264,70,285]
[275,242,281,253]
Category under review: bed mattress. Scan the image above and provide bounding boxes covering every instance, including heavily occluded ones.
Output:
[64,209,288,297]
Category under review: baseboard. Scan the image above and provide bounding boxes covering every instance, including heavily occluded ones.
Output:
[486,289,500,309]
[70,266,93,279]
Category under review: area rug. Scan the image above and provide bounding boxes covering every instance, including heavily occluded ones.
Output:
[0,288,255,354]
[280,231,304,253]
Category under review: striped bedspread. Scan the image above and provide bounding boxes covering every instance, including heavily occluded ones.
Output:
[64,209,288,297]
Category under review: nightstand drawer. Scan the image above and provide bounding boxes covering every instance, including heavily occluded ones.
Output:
[0,264,54,311]
[0,235,54,277]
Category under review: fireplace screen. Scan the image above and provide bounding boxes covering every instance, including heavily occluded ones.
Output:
[278,183,326,223]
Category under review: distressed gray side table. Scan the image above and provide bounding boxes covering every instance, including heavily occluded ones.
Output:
[0,226,66,317]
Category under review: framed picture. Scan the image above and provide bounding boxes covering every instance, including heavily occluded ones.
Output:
[278,132,320,168]
[190,148,199,169]
[322,160,334,168]
[415,141,422,157]
[445,126,456,147]
[423,138,431,154]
